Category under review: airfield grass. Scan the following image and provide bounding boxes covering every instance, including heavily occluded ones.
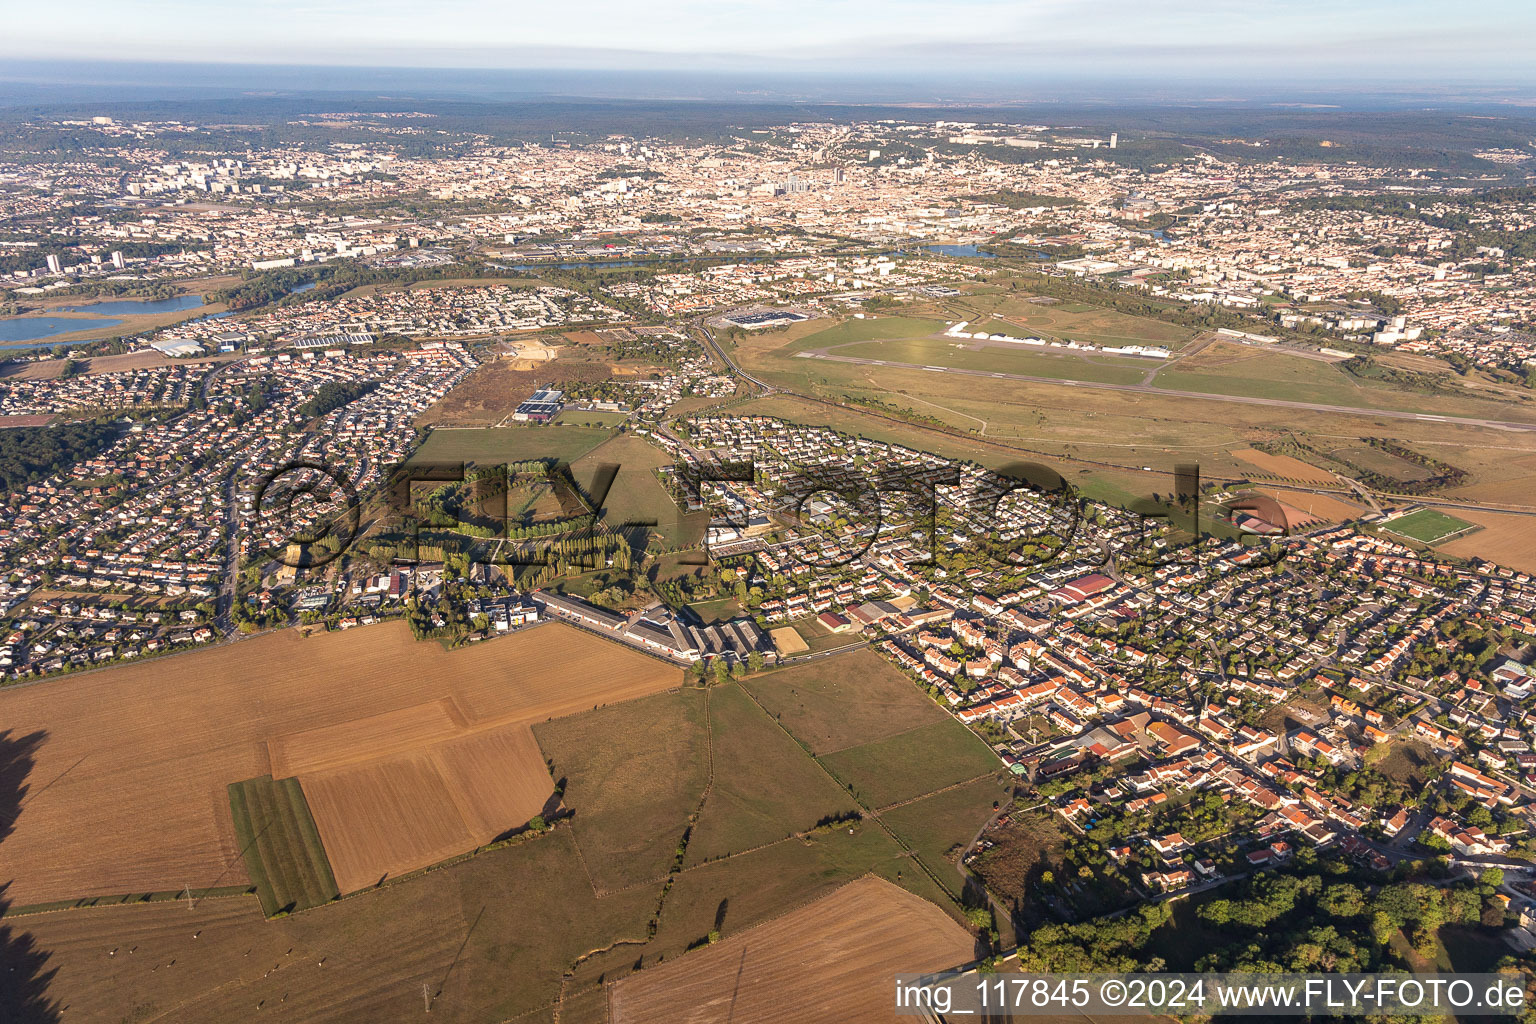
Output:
[827,336,1152,385]
[741,647,947,756]
[1383,507,1477,545]
[410,423,613,467]
[1323,442,1435,483]
[684,683,858,865]
[227,775,339,917]
[946,287,1196,350]
[817,717,1002,810]
[781,315,949,353]
[533,687,710,893]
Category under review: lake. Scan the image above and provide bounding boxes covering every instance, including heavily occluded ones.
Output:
[59,295,205,315]
[0,316,123,345]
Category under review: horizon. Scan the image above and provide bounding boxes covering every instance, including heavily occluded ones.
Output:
[3,0,1536,103]
[4,58,1536,113]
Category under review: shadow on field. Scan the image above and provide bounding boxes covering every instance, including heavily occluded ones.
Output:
[0,728,62,1024]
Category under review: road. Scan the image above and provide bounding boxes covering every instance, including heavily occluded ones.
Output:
[792,349,1536,433]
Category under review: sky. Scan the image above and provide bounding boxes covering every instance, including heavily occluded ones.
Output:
[3,0,1535,86]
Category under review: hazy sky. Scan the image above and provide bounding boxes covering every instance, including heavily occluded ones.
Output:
[5,0,1535,82]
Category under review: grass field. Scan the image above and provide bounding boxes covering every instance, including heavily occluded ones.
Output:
[570,431,706,549]
[685,684,857,865]
[879,774,1012,882]
[0,620,680,906]
[1382,507,1477,544]
[827,336,1152,385]
[780,315,949,354]
[555,409,628,427]
[817,718,1002,809]
[534,688,711,892]
[951,285,1196,350]
[742,648,947,756]
[609,876,977,1024]
[411,423,613,467]
[227,776,339,917]
[10,829,659,1024]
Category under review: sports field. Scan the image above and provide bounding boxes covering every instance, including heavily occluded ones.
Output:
[1382,507,1478,545]
[0,620,681,906]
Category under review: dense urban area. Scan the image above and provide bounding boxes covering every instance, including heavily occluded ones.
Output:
[5,101,1536,1023]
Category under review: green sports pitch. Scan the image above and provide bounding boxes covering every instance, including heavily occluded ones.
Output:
[1382,508,1477,545]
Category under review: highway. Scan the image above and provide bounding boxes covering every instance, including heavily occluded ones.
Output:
[793,349,1536,433]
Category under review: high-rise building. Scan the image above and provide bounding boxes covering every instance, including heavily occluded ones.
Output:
[834,166,845,185]
[110,251,125,269]
[45,254,62,274]
[1110,133,1119,149]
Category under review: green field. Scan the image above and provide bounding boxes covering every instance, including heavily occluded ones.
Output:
[686,595,744,625]
[227,775,339,917]
[570,431,706,549]
[817,718,1002,809]
[411,423,613,467]
[1382,507,1477,544]
[783,315,949,353]
[950,286,1196,350]
[533,687,710,892]
[880,774,1012,881]
[685,683,858,864]
[742,647,947,755]
[554,409,629,427]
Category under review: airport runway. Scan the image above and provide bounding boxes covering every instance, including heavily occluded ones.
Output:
[793,350,1536,433]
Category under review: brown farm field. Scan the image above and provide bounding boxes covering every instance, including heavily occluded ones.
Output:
[1438,507,1536,575]
[1232,447,1337,483]
[420,355,615,426]
[0,620,681,906]
[608,875,977,1024]
[1256,486,1370,526]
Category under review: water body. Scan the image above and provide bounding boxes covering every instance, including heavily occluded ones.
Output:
[289,282,316,294]
[922,244,1001,259]
[59,295,205,315]
[0,316,123,344]
[494,259,644,271]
